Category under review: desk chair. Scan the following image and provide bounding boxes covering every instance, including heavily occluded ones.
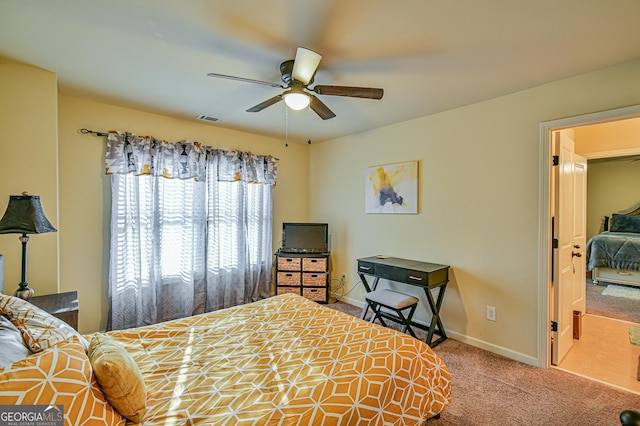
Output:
[365,289,419,338]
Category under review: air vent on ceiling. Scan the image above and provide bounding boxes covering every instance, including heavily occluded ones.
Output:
[196,114,221,123]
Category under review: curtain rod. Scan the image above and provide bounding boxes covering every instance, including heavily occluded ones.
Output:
[80,128,109,137]
[79,128,279,160]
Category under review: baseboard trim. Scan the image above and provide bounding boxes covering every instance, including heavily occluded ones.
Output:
[333,294,364,308]
[445,331,539,367]
[331,293,539,367]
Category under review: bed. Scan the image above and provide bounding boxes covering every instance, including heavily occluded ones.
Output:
[586,207,640,288]
[0,292,451,425]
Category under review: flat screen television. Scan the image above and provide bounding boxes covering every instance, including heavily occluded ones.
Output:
[281,223,329,254]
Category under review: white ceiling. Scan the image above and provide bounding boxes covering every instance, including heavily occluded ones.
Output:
[1,0,640,143]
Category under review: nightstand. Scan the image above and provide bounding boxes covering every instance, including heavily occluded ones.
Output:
[30,291,79,331]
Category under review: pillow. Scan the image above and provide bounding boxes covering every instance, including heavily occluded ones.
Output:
[88,334,146,423]
[0,314,31,369]
[0,341,125,425]
[0,293,89,353]
[610,213,640,233]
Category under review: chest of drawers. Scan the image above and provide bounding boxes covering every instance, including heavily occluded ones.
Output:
[276,251,330,303]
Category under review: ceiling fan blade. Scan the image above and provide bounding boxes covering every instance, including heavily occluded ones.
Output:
[312,85,384,99]
[292,47,322,85]
[310,95,336,120]
[246,95,283,112]
[207,73,286,89]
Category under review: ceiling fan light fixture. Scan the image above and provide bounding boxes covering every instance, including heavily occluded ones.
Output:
[207,46,382,120]
[283,91,310,110]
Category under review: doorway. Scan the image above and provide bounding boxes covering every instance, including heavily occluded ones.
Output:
[539,105,640,379]
[583,152,640,326]
[537,105,640,368]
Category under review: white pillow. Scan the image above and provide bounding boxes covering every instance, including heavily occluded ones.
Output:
[0,294,89,353]
[0,314,31,370]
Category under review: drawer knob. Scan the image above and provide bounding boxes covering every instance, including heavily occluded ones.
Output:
[409,275,423,281]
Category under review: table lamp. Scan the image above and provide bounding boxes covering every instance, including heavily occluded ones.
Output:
[0,192,57,299]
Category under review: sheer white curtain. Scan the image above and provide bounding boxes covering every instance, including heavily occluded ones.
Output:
[105,131,276,330]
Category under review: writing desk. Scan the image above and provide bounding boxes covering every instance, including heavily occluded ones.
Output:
[357,256,449,347]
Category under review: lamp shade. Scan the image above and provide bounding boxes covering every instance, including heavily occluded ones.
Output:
[0,194,57,235]
[283,91,310,110]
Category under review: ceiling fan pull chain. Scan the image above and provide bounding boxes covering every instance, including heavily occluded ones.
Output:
[307,103,312,145]
[285,106,289,147]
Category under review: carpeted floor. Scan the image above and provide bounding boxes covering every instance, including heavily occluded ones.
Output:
[428,339,640,425]
[327,300,640,426]
[603,285,640,300]
[586,280,640,324]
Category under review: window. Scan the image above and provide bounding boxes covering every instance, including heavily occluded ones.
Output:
[106,131,276,330]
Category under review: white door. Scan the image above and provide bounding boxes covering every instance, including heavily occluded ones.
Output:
[552,130,585,365]
[572,154,587,315]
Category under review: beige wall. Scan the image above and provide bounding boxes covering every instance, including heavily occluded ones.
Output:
[4,57,640,366]
[58,96,310,333]
[2,59,311,334]
[309,59,640,364]
[585,159,640,239]
[0,61,59,297]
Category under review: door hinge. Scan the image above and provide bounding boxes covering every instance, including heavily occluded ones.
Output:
[552,238,558,249]
[552,155,559,166]
[550,321,558,332]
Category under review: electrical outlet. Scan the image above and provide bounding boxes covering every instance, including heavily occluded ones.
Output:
[340,273,347,284]
[486,306,497,321]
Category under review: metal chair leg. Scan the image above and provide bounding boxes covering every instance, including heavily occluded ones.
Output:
[398,304,418,338]
[368,302,387,327]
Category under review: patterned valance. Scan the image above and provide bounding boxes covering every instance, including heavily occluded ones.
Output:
[105,130,277,185]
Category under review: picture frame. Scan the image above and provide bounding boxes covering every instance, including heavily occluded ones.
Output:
[365,160,418,214]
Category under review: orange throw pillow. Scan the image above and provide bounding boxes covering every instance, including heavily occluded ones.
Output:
[0,341,125,425]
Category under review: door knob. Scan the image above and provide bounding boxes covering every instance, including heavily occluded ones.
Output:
[572,252,582,258]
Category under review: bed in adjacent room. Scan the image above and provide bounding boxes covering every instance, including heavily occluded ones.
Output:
[587,207,640,288]
[0,292,451,425]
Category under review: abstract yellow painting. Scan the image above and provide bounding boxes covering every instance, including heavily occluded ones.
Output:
[365,160,418,214]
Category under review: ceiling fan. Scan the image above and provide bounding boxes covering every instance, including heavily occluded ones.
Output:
[207,47,384,120]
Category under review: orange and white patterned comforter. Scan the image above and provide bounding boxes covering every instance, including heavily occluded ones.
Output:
[106,293,451,425]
